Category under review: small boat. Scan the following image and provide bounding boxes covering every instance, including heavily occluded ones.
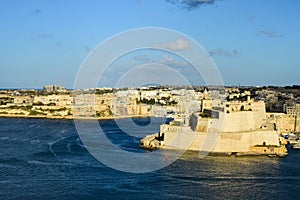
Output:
[292,141,300,149]
[165,110,175,119]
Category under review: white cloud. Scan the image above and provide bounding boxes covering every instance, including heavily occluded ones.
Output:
[153,38,191,51]
[162,54,174,62]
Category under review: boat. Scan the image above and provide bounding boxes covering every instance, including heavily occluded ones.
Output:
[292,140,300,149]
[165,110,175,119]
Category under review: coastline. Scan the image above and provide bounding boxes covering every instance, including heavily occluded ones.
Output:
[0,113,154,121]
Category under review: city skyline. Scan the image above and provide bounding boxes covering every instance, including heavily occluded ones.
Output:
[1,0,299,88]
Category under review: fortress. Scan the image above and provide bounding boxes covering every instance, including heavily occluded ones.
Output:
[141,96,288,156]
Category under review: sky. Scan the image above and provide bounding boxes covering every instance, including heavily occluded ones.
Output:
[0,0,299,88]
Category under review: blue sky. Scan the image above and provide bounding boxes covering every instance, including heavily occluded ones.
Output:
[1,0,299,88]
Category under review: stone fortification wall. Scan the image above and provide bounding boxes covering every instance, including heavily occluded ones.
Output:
[267,113,300,133]
[218,111,263,132]
[161,126,280,153]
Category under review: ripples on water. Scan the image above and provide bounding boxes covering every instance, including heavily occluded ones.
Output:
[1,117,300,199]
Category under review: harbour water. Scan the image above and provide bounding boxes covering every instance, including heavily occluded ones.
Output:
[1,117,300,199]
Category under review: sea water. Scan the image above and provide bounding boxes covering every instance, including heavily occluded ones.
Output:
[1,117,300,199]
